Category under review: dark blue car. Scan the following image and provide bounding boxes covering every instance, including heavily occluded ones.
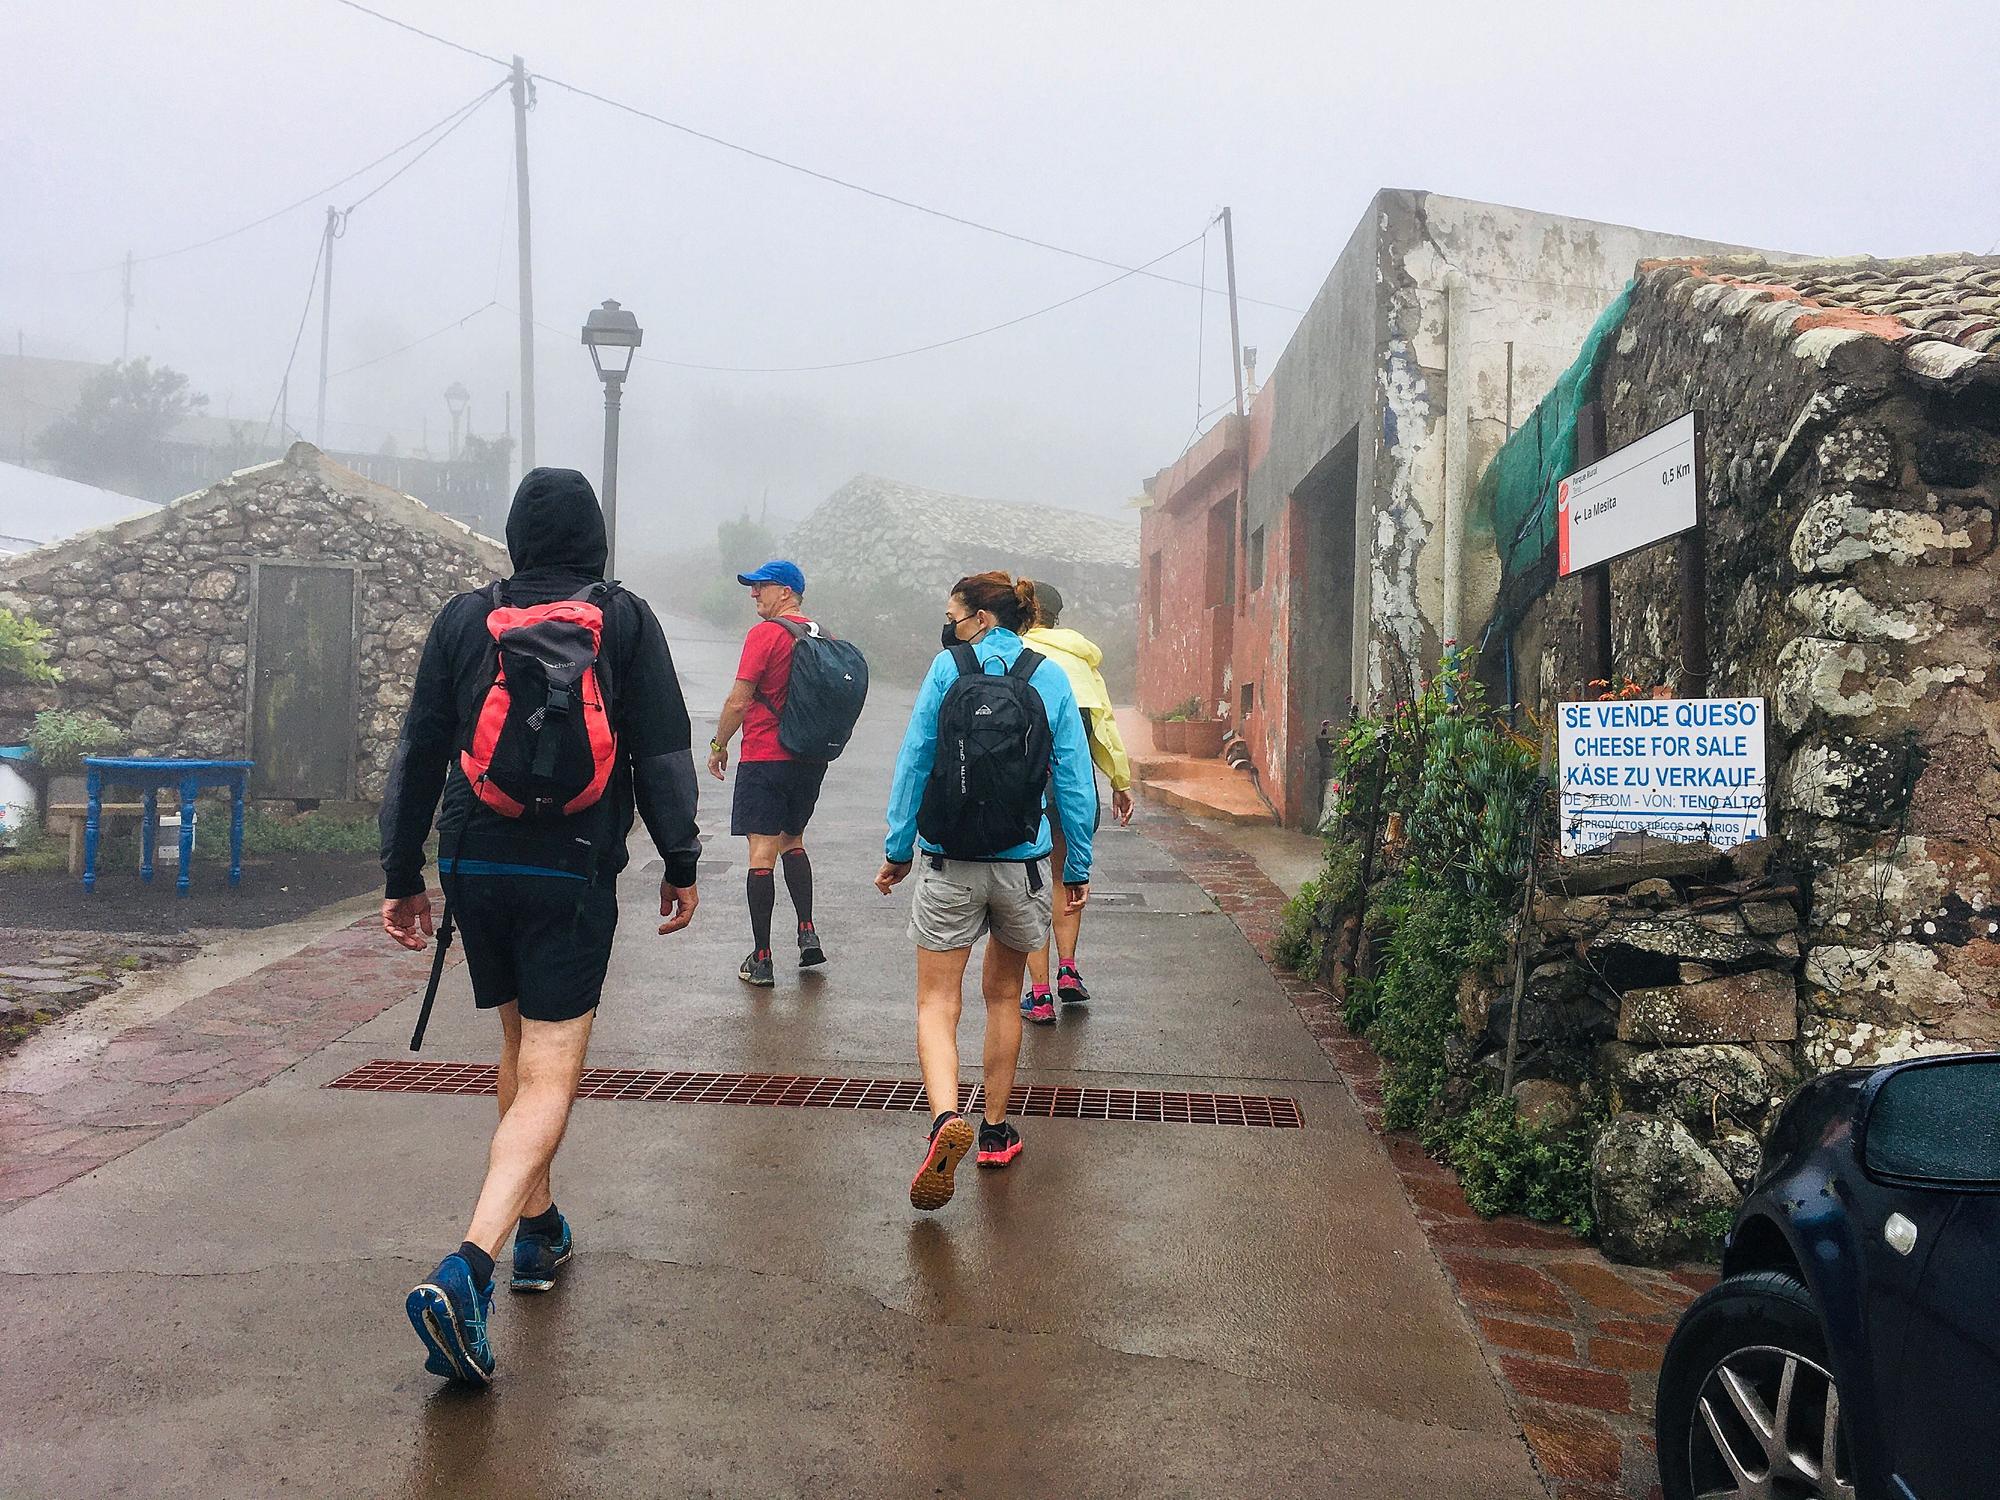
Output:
[1656,1052,2000,1500]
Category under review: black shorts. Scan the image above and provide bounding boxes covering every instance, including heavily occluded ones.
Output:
[450,874,619,1023]
[731,759,828,837]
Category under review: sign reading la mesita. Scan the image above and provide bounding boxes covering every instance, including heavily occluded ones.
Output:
[1558,411,1700,576]
[1558,696,1767,856]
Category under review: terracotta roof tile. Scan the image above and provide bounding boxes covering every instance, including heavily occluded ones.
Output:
[1641,252,2000,381]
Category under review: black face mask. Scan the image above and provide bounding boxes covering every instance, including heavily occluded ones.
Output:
[941,617,963,650]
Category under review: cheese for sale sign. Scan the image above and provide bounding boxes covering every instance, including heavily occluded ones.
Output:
[1558,696,1767,856]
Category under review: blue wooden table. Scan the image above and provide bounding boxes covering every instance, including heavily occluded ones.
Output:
[82,758,255,895]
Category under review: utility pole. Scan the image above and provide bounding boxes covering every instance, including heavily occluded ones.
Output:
[511,56,538,478]
[1222,207,1250,614]
[315,206,338,448]
[1221,207,1246,419]
[120,252,134,363]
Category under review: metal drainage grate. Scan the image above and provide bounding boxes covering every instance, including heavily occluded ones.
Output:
[326,1060,1302,1129]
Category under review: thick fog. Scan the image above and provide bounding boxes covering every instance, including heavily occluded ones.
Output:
[6,0,1997,541]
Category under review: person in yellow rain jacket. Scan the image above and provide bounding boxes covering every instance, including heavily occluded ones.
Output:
[1020,582,1133,1023]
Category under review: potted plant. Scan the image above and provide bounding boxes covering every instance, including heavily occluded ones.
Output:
[1152,699,1197,754]
[1183,705,1227,759]
[26,710,126,808]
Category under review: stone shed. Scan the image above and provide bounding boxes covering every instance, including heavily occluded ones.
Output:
[0,443,508,804]
[784,473,1140,692]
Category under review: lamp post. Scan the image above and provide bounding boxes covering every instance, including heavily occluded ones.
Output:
[443,381,469,460]
[580,299,642,579]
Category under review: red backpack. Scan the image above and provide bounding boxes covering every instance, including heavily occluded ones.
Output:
[459,582,618,818]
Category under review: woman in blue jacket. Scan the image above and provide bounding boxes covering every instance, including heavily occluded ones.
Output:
[875,571,1095,1211]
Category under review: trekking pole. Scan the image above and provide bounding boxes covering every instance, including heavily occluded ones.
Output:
[409,903,457,1052]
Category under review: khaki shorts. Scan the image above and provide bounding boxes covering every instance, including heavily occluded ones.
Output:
[908,857,1052,953]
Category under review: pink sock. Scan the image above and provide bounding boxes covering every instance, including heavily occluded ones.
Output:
[1030,983,1051,999]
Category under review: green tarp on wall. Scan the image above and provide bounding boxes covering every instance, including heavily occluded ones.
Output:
[1479,282,1634,635]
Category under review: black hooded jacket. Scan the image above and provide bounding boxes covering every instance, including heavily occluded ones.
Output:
[378,467,702,898]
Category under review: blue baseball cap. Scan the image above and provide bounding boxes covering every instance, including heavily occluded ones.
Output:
[736,559,805,595]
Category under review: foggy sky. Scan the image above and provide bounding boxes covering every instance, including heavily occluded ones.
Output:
[6,0,1996,543]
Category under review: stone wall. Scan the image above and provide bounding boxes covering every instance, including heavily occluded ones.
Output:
[1515,261,2000,1065]
[786,473,1140,693]
[0,444,507,801]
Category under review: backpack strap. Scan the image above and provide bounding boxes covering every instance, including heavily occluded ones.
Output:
[949,643,981,677]
[1007,648,1044,682]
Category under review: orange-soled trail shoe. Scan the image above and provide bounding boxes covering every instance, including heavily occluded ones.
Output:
[976,1121,1023,1168]
[909,1111,976,1211]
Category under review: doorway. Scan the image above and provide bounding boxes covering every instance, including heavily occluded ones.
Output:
[1286,424,1360,825]
[249,563,359,799]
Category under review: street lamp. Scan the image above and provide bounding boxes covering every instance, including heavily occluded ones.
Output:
[580,299,642,578]
[443,381,469,459]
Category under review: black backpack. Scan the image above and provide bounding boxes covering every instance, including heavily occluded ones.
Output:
[917,644,1053,858]
[759,618,869,762]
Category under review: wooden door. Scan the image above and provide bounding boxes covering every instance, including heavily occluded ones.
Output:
[250,565,357,799]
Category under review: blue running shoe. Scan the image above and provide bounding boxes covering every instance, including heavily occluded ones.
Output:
[511,1214,573,1294]
[406,1253,495,1386]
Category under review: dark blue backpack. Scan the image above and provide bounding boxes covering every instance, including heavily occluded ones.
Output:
[917,644,1053,858]
[760,618,869,762]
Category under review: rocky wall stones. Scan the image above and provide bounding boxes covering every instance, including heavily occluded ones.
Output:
[0,445,505,801]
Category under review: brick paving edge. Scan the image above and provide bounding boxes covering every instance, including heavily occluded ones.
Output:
[0,900,447,1215]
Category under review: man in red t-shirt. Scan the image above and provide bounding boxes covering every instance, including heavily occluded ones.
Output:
[707,559,828,988]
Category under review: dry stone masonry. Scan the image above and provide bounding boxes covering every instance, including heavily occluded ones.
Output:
[0,444,507,799]
[785,473,1140,692]
[1502,253,2000,1258]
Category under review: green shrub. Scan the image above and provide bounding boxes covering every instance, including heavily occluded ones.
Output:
[1275,839,1363,978]
[241,809,378,854]
[1433,1092,1598,1236]
[0,607,59,686]
[1372,884,1504,1129]
[26,711,125,774]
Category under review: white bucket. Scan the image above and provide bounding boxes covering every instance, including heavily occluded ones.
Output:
[0,758,34,843]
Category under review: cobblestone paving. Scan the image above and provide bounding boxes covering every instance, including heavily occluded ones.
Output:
[1141,804,1712,1500]
[0,912,439,1212]
[0,927,198,1054]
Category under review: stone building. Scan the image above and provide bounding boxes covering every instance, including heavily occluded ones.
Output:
[785,473,1140,692]
[1137,190,1777,828]
[0,443,507,804]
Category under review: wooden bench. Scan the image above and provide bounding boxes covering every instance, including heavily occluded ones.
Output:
[44,802,146,878]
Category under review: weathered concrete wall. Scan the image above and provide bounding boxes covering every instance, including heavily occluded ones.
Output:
[1374,194,1773,698]
[1515,260,2000,1061]
[0,445,506,800]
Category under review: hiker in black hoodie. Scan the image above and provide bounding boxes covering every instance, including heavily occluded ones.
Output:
[379,467,701,1387]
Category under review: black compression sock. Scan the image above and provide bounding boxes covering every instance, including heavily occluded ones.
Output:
[781,846,814,927]
[519,1204,561,1239]
[457,1240,495,1288]
[747,867,775,953]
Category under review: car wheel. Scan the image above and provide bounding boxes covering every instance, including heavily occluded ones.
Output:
[1656,1270,1856,1500]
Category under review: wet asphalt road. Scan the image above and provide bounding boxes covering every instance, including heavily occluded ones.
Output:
[0,617,1543,1499]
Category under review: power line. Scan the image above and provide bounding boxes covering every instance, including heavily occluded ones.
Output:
[329,300,499,379]
[325,1,1305,315]
[635,233,1205,373]
[262,232,330,444]
[74,82,506,275]
[343,86,503,214]
[328,0,509,67]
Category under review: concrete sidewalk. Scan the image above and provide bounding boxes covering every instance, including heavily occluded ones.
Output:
[0,621,1544,1499]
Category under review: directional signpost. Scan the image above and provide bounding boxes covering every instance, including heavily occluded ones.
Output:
[1558,411,1700,577]
[1559,409,1709,696]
